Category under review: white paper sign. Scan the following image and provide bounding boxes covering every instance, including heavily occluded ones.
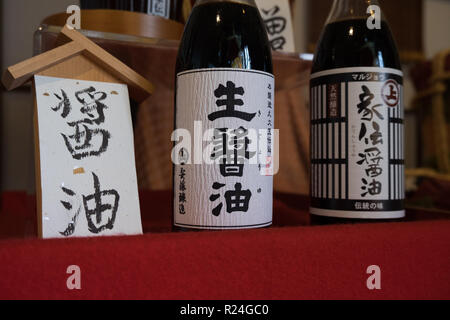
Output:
[256,0,296,53]
[34,76,143,238]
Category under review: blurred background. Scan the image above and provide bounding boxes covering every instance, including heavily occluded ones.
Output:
[0,0,449,206]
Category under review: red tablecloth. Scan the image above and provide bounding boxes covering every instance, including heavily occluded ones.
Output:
[0,191,449,300]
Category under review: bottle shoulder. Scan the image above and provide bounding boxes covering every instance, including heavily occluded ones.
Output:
[312,19,401,73]
[176,2,272,74]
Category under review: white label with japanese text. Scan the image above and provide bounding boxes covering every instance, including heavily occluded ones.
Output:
[174,68,274,229]
[34,76,143,238]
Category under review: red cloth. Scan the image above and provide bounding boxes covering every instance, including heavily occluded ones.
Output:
[0,191,449,300]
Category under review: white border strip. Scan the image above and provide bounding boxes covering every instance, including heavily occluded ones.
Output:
[310,208,405,219]
[311,67,403,79]
[174,222,273,230]
[177,68,274,78]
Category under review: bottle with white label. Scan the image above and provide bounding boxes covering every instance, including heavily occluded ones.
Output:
[173,0,274,230]
[310,0,405,223]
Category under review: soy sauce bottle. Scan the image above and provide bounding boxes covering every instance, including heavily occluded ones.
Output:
[310,0,405,224]
[173,0,274,230]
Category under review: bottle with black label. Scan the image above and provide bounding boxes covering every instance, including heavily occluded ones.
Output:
[173,0,274,230]
[310,0,405,223]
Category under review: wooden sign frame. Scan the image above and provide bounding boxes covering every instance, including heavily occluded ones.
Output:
[2,26,154,237]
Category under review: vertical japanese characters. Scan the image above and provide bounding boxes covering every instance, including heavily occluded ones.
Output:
[174,70,274,229]
[310,69,404,219]
[256,0,296,52]
[50,85,121,236]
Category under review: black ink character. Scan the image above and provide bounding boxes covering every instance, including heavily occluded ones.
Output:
[359,122,383,145]
[83,173,120,234]
[261,5,287,50]
[208,81,256,122]
[178,167,187,214]
[75,87,108,125]
[357,147,382,165]
[357,147,383,177]
[209,182,226,216]
[51,85,112,159]
[262,6,286,36]
[359,122,368,142]
[59,186,82,237]
[179,167,186,180]
[361,178,382,197]
[262,5,280,17]
[265,17,286,36]
[179,180,186,192]
[357,86,384,121]
[370,122,383,145]
[52,89,71,118]
[224,183,252,213]
[211,127,256,177]
[209,182,252,216]
[62,120,111,160]
[365,164,383,178]
[270,37,287,51]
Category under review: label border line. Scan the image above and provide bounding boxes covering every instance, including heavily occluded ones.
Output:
[174,221,273,229]
[311,67,403,79]
[177,68,274,79]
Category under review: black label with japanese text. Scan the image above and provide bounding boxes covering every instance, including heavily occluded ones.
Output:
[310,67,405,219]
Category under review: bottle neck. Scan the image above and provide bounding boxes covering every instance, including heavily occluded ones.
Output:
[326,0,384,23]
[194,0,257,8]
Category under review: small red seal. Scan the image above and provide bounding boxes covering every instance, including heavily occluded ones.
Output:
[381,79,400,107]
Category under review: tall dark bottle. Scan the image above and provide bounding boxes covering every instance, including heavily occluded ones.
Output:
[173,0,274,230]
[310,0,405,223]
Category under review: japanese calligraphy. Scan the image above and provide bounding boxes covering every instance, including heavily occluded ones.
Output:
[52,89,71,118]
[174,69,274,228]
[356,85,384,197]
[209,182,252,216]
[210,127,256,177]
[59,186,81,237]
[51,86,111,160]
[59,172,120,236]
[36,76,142,238]
[208,81,256,121]
[178,166,187,215]
[207,79,259,217]
[83,173,120,234]
[261,5,287,51]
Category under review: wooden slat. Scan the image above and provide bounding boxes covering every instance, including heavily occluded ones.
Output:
[58,26,154,102]
[42,9,184,41]
[2,41,83,91]
[2,25,154,103]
